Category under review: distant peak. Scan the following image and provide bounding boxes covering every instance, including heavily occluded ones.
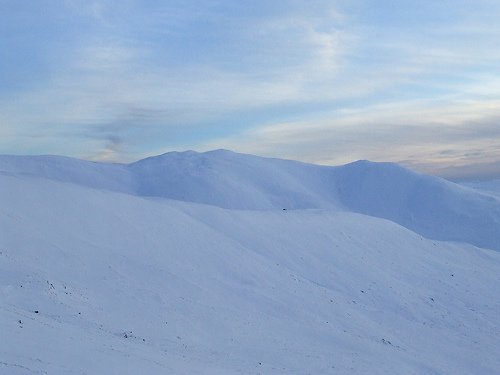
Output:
[347,159,372,166]
[205,149,234,155]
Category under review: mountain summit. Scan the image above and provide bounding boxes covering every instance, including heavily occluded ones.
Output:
[1,150,499,251]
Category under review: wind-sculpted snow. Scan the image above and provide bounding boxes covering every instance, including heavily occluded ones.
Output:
[1,174,499,374]
[1,150,499,252]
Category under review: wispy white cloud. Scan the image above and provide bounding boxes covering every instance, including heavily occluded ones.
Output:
[195,96,500,178]
[1,1,353,160]
[1,0,500,178]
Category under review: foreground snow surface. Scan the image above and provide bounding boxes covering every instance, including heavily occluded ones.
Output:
[1,151,499,374]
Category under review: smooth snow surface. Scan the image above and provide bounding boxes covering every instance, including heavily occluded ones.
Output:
[334,160,500,251]
[1,150,499,250]
[1,150,499,374]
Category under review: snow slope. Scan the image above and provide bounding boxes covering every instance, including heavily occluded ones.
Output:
[128,150,339,210]
[459,179,500,199]
[0,154,133,194]
[1,150,499,251]
[1,172,499,374]
[334,160,500,252]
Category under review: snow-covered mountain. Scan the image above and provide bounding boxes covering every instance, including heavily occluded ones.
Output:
[333,160,500,252]
[2,150,499,250]
[1,150,499,374]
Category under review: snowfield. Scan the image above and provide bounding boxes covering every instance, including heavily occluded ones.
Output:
[1,150,499,374]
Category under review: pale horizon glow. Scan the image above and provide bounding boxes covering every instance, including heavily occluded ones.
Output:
[1,0,500,179]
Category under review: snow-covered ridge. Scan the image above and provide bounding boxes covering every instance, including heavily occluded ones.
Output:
[1,150,499,251]
[334,160,500,251]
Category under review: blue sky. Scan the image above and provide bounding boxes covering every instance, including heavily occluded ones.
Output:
[1,0,500,179]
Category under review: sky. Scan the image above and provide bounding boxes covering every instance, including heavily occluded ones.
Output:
[1,0,500,179]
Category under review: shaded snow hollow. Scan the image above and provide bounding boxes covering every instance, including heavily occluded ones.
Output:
[1,149,499,251]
